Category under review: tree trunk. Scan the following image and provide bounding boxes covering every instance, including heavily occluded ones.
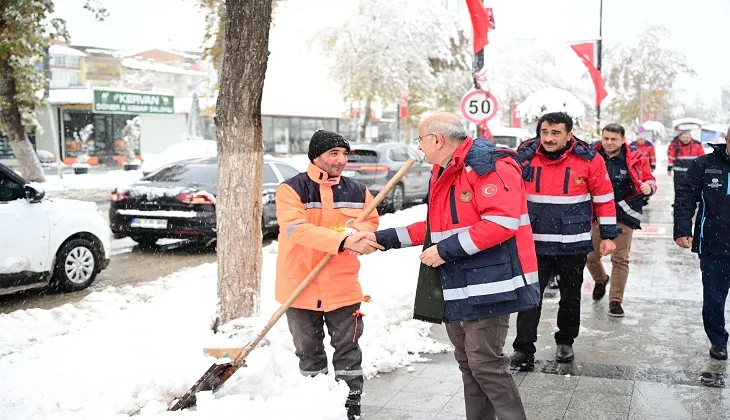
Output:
[214,0,272,325]
[360,95,372,142]
[0,58,45,182]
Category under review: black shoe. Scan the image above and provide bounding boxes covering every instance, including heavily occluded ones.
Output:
[710,344,728,360]
[510,350,535,370]
[547,275,559,289]
[593,275,609,301]
[608,301,624,317]
[555,344,574,363]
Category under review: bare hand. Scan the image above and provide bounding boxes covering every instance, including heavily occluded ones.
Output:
[640,183,652,195]
[675,237,692,248]
[419,245,446,267]
[344,234,383,256]
[667,170,672,177]
[599,239,616,256]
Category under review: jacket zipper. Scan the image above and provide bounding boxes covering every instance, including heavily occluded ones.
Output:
[563,167,571,194]
[535,167,543,192]
[448,185,459,224]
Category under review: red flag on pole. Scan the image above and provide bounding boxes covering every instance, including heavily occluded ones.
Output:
[570,41,608,106]
[466,0,489,54]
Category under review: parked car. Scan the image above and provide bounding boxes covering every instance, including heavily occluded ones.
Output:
[109,157,301,246]
[342,142,431,212]
[490,127,532,150]
[0,163,111,294]
[140,139,217,176]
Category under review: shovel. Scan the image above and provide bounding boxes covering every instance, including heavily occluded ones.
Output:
[168,158,416,411]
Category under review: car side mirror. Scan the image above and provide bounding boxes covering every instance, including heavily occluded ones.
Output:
[24,185,45,203]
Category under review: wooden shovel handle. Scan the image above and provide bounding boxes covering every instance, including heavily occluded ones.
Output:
[232,158,417,366]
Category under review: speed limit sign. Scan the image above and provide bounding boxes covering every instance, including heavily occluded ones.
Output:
[460,90,498,124]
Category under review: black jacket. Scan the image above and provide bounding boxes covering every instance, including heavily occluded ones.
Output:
[674,143,730,256]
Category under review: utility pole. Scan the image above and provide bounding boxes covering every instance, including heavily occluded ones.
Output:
[596,0,603,135]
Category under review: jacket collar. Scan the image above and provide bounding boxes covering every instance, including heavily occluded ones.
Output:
[447,136,475,169]
[307,163,340,185]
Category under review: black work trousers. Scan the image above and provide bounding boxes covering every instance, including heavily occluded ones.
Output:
[513,254,587,355]
[285,303,364,408]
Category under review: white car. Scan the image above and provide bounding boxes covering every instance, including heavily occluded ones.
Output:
[140,139,217,176]
[0,163,111,294]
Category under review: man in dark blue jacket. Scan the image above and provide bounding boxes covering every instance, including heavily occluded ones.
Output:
[674,127,730,360]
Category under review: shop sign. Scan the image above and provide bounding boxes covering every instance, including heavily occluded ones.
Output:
[93,89,174,114]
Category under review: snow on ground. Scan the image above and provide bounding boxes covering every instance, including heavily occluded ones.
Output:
[0,204,448,420]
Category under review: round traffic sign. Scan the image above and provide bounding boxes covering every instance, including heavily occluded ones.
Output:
[460,90,498,124]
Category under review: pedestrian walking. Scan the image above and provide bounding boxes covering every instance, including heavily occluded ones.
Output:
[361,112,539,420]
[668,130,705,199]
[587,123,657,317]
[510,111,618,368]
[674,127,730,361]
[631,133,657,171]
[275,130,383,420]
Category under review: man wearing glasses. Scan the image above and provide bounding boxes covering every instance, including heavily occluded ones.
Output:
[359,112,539,420]
[674,127,730,361]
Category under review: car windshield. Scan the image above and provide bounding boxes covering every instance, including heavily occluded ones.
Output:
[144,161,217,185]
[348,149,379,164]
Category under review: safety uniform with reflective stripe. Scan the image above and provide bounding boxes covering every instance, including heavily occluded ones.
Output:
[668,137,705,174]
[375,138,541,323]
[516,137,619,255]
[594,142,657,229]
[275,163,379,312]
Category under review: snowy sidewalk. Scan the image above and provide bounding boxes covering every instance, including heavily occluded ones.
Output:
[359,162,729,420]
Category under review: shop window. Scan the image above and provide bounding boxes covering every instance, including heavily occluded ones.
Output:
[62,110,95,161]
[262,117,274,153]
[273,118,290,153]
[289,118,304,153]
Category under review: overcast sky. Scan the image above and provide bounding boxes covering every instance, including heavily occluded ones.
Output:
[53,0,729,105]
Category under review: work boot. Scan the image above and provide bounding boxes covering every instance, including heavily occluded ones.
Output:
[346,402,361,420]
[593,275,609,301]
[555,344,575,363]
[547,274,559,289]
[710,344,728,360]
[608,301,624,317]
[509,350,535,370]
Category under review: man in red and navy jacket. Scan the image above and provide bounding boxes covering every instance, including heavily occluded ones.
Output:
[363,112,538,420]
[631,133,657,171]
[668,131,705,196]
[510,112,618,368]
[587,124,657,318]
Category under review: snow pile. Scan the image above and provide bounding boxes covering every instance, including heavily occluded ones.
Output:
[0,204,449,419]
[0,257,30,275]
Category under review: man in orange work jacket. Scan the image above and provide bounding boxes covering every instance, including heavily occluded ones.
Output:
[275,130,382,420]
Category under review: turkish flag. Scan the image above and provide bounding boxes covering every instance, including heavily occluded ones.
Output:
[570,41,607,106]
[399,97,408,119]
[466,0,489,54]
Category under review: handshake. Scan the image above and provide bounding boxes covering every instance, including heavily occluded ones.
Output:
[343,232,383,256]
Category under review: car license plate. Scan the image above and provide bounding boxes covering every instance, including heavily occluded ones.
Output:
[130,218,168,229]
[341,170,357,177]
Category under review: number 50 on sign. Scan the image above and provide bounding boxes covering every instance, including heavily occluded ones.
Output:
[460,90,498,124]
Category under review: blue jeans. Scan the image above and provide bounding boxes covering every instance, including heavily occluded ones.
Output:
[699,256,730,345]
